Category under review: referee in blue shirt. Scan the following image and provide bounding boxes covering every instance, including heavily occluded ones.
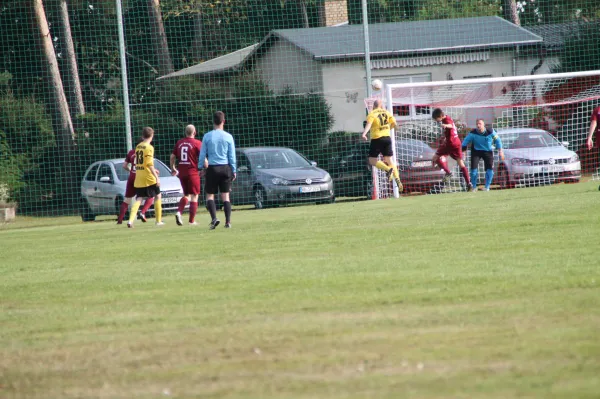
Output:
[199,111,237,229]
[462,119,504,191]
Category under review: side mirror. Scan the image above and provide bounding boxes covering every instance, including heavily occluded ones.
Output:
[238,165,249,173]
[99,176,112,183]
[310,161,318,167]
[562,141,570,147]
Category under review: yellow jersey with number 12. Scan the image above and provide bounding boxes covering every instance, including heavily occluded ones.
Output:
[133,142,157,188]
[366,108,397,140]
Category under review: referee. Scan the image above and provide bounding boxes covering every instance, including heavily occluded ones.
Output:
[199,111,237,229]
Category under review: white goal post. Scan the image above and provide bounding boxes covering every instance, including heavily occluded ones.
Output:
[366,70,600,198]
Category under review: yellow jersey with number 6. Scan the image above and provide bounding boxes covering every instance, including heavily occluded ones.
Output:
[366,108,397,140]
[134,142,157,188]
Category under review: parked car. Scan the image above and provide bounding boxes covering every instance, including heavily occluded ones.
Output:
[231,147,335,209]
[493,128,581,188]
[80,158,184,221]
[326,139,445,197]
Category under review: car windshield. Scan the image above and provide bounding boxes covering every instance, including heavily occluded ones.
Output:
[499,131,562,149]
[247,149,310,169]
[396,139,432,153]
[113,159,172,181]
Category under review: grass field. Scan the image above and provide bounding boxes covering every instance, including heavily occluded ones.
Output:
[1,182,600,399]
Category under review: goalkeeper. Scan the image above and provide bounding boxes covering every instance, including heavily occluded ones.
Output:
[461,119,504,191]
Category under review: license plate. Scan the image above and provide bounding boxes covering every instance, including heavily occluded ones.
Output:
[542,166,564,173]
[412,161,431,168]
[161,196,181,204]
[299,186,320,193]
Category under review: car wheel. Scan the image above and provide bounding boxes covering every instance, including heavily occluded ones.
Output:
[498,166,513,189]
[80,198,95,222]
[253,186,268,209]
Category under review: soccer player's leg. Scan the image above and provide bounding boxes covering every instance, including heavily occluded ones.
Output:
[176,175,189,226]
[188,175,201,224]
[204,167,220,229]
[154,188,163,226]
[453,147,472,191]
[433,150,452,182]
[469,152,480,191]
[139,197,154,222]
[220,168,234,228]
[383,154,403,193]
[127,196,143,228]
[117,197,130,224]
[483,151,494,190]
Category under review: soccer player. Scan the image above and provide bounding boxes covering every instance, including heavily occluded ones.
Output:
[116,139,154,224]
[170,125,205,226]
[127,127,163,228]
[431,108,473,191]
[361,99,403,192]
[461,119,504,191]
[586,106,600,151]
[198,111,236,229]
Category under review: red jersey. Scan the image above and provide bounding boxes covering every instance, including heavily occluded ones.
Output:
[172,137,202,176]
[591,107,600,146]
[442,116,461,147]
[125,149,136,178]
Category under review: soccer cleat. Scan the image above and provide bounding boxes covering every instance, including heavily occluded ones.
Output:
[175,213,183,226]
[442,172,452,184]
[224,223,231,229]
[209,219,220,230]
[470,186,478,192]
[116,220,122,225]
[155,221,165,227]
[484,187,491,192]
[466,183,474,192]
[139,212,147,223]
[189,221,198,226]
[127,222,133,228]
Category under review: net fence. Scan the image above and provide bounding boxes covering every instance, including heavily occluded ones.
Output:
[1,0,600,221]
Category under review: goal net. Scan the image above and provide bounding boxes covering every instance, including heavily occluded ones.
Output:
[367,70,600,198]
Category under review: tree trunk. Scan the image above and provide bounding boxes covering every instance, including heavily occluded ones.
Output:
[147,0,174,76]
[190,6,203,61]
[316,0,326,27]
[57,0,85,118]
[33,0,74,154]
[503,0,520,25]
[298,0,310,28]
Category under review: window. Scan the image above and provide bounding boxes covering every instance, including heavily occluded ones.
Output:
[85,164,99,181]
[384,74,432,121]
[96,164,113,182]
[114,162,130,181]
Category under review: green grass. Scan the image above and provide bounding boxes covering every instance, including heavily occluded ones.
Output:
[1,182,600,399]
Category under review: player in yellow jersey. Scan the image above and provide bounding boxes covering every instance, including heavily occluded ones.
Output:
[127,127,163,227]
[361,99,403,192]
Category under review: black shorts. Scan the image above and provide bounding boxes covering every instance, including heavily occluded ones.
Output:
[205,165,233,194]
[135,184,160,198]
[470,149,494,170]
[369,136,393,158]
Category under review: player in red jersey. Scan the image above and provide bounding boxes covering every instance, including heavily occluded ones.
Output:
[170,125,205,225]
[116,139,155,224]
[431,108,473,191]
[586,106,600,150]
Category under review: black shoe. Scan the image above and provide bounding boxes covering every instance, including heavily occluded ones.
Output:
[466,183,474,192]
[209,219,220,230]
[116,220,122,225]
[139,212,147,223]
[224,223,231,229]
[175,213,183,226]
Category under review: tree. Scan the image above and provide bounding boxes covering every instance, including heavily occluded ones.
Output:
[503,0,520,25]
[33,0,75,155]
[56,0,86,118]
[146,0,174,76]
[518,0,600,25]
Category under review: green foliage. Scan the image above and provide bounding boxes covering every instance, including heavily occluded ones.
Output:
[553,23,600,73]
[519,0,600,25]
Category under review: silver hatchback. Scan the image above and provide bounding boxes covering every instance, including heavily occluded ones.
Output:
[231,147,335,209]
[80,158,184,221]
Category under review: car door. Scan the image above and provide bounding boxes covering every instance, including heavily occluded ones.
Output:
[232,152,253,205]
[95,163,118,213]
[82,163,100,212]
